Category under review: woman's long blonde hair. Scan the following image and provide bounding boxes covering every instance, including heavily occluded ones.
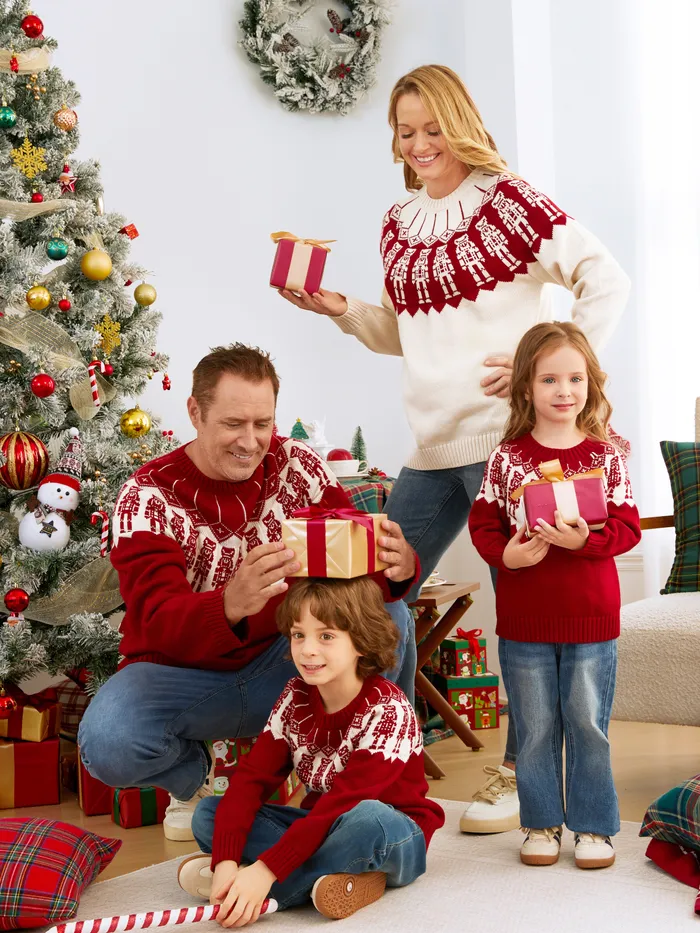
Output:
[503,322,613,445]
[388,65,510,192]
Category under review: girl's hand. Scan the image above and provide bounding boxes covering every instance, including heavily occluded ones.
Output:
[278,287,348,318]
[481,355,513,398]
[216,861,276,928]
[536,511,590,550]
[502,525,551,569]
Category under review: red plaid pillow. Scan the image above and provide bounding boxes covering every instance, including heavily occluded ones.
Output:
[0,817,121,930]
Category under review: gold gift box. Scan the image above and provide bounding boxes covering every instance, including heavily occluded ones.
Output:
[282,513,389,578]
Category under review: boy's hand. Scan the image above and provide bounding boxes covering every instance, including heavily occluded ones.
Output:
[536,511,589,550]
[215,861,276,928]
[211,860,239,906]
[502,525,550,569]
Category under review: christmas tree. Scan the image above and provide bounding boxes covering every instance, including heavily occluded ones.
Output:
[350,426,367,462]
[0,1,174,694]
[289,418,309,441]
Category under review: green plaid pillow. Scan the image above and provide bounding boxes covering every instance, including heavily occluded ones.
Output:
[660,441,700,593]
[640,774,700,851]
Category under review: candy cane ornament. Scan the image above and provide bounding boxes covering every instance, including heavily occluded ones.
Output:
[44,900,279,933]
[88,359,107,409]
[91,509,110,557]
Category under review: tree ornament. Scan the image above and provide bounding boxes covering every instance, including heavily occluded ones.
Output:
[290,418,309,441]
[25,74,46,101]
[81,248,112,280]
[6,359,21,374]
[0,687,18,718]
[53,106,78,132]
[11,136,47,179]
[31,191,44,203]
[4,589,30,625]
[59,163,77,194]
[0,104,17,128]
[120,407,152,438]
[162,373,171,391]
[31,373,55,398]
[26,284,51,310]
[58,297,71,311]
[134,282,157,306]
[46,236,69,260]
[119,223,139,239]
[103,361,114,377]
[9,54,18,74]
[350,426,367,462]
[94,313,121,355]
[87,359,107,409]
[21,13,43,38]
[0,431,49,490]
[91,510,110,558]
[129,442,153,465]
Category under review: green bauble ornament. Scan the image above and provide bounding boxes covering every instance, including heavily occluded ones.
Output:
[0,106,17,129]
[46,237,69,260]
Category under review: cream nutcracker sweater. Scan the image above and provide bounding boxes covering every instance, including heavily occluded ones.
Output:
[333,172,631,470]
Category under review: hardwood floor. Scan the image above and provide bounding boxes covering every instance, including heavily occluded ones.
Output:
[8,717,700,882]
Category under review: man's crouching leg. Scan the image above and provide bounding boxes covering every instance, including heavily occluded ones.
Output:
[384,599,416,705]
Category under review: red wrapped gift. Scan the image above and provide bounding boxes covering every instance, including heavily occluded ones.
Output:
[119,223,139,239]
[77,751,113,815]
[512,458,607,535]
[269,231,333,294]
[282,506,389,579]
[0,684,61,743]
[0,737,60,809]
[112,786,170,828]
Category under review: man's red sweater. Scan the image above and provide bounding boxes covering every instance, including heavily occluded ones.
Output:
[111,436,417,671]
[468,434,641,644]
[211,675,445,881]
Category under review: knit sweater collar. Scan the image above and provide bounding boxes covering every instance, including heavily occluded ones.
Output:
[172,442,265,497]
[413,170,496,213]
[518,432,601,463]
[306,674,383,732]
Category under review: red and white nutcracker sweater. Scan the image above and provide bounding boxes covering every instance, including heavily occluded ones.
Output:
[211,675,445,881]
[111,436,416,672]
[334,172,631,470]
[468,434,641,643]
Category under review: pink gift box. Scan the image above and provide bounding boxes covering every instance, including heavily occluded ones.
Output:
[270,236,330,294]
[523,475,608,534]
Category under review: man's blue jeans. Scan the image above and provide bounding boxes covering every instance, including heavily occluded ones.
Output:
[78,600,413,799]
[499,638,619,835]
[386,463,517,763]
[191,798,427,910]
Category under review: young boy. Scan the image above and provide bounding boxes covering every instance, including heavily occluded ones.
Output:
[178,575,444,924]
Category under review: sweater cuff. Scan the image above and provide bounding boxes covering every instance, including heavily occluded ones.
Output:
[257,841,304,884]
[201,588,244,655]
[211,830,246,869]
[332,297,369,335]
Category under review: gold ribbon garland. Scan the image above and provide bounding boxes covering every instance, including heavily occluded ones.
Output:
[0,46,51,74]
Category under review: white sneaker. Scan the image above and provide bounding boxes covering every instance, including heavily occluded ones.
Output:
[574,833,616,869]
[459,765,520,833]
[520,826,563,865]
[163,784,212,841]
[177,853,213,899]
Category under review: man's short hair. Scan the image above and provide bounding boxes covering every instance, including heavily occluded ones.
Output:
[191,343,280,415]
[276,577,399,679]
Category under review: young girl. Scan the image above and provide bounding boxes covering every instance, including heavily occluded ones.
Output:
[178,575,444,925]
[468,322,641,869]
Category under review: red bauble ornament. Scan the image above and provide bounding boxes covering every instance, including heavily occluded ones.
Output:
[21,13,43,37]
[58,298,71,311]
[31,192,44,203]
[0,690,17,719]
[31,373,55,398]
[0,431,49,490]
[327,448,353,461]
[162,374,171,391]
[103,362,114,376]
[4,588,29,614]
[9,56,18,73]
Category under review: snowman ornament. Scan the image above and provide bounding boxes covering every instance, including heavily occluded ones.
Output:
[19,428,82,553]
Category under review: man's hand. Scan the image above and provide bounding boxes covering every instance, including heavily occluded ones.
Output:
[214,861,276,928]
[502,525,551,570]
[223,542,300,624]
[378,519,417,582]
[481,355,514,398]
[535,512,590,551]
[211,860,238,906]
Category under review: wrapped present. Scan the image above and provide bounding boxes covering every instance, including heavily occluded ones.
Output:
[0,737,60,808]
[211,736,301,802]
[432,672,500,731]
[269,771,302,805]
[512,458,607,535]
[0,684,61,743]
[282,507,389,579]
[77,751,113,815]
[54,677,90,737]
[440,628,488,678]
[269,231,333,294]
[112,785,170,828]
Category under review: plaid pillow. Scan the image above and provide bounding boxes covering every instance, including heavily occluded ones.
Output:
[640,773,700,851]
[660,441,700,593]
[0,818,121,930]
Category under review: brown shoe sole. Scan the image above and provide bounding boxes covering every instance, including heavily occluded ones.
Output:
[520,851,560,866]
[312,871,387,919]
[576,853,616,869]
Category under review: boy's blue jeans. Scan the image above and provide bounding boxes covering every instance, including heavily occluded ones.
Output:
[78,600,413,799]
[499,638,620,835]
[191,797,427,910]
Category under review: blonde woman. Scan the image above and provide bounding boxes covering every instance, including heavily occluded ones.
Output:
[279,65,630,835]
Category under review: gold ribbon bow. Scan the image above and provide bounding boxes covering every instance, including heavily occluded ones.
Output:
[511,458,604,500]
[270,231,335,252]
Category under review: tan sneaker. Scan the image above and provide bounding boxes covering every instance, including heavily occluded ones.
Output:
[520,826,563,865]
[459,765,519,833]
[311,872,387,920]
[177,854,212,899]
[574,833,616,869]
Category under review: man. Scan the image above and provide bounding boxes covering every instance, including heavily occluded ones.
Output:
[78,344,418,841]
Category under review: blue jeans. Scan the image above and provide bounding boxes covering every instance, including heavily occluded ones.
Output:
[386,463,517,763]
[499,638,619,835]
[78,600,412,799]
[192,798,427,910]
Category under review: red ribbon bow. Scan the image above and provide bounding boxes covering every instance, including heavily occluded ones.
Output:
[291,506,378,577]
[455,628,483,658]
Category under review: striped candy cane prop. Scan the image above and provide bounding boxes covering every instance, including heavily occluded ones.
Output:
[87,359,107,409]
[45,900,279,933]
[91,509,110,557]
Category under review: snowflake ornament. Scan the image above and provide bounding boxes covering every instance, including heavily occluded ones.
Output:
[10,137,47,179]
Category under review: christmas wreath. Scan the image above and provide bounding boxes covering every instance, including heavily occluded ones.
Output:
[239,0,391,115]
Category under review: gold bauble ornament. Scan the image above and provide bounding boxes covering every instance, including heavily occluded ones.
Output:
[26,284,51,310]
[134,283,157,306]
[80,248,113,281]
[120,407,152,438]
[53,106,78,132]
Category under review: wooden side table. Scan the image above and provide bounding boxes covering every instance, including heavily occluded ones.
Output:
[410,582,483,779]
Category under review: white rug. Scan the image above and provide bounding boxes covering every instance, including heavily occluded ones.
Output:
[57,802,697,933]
